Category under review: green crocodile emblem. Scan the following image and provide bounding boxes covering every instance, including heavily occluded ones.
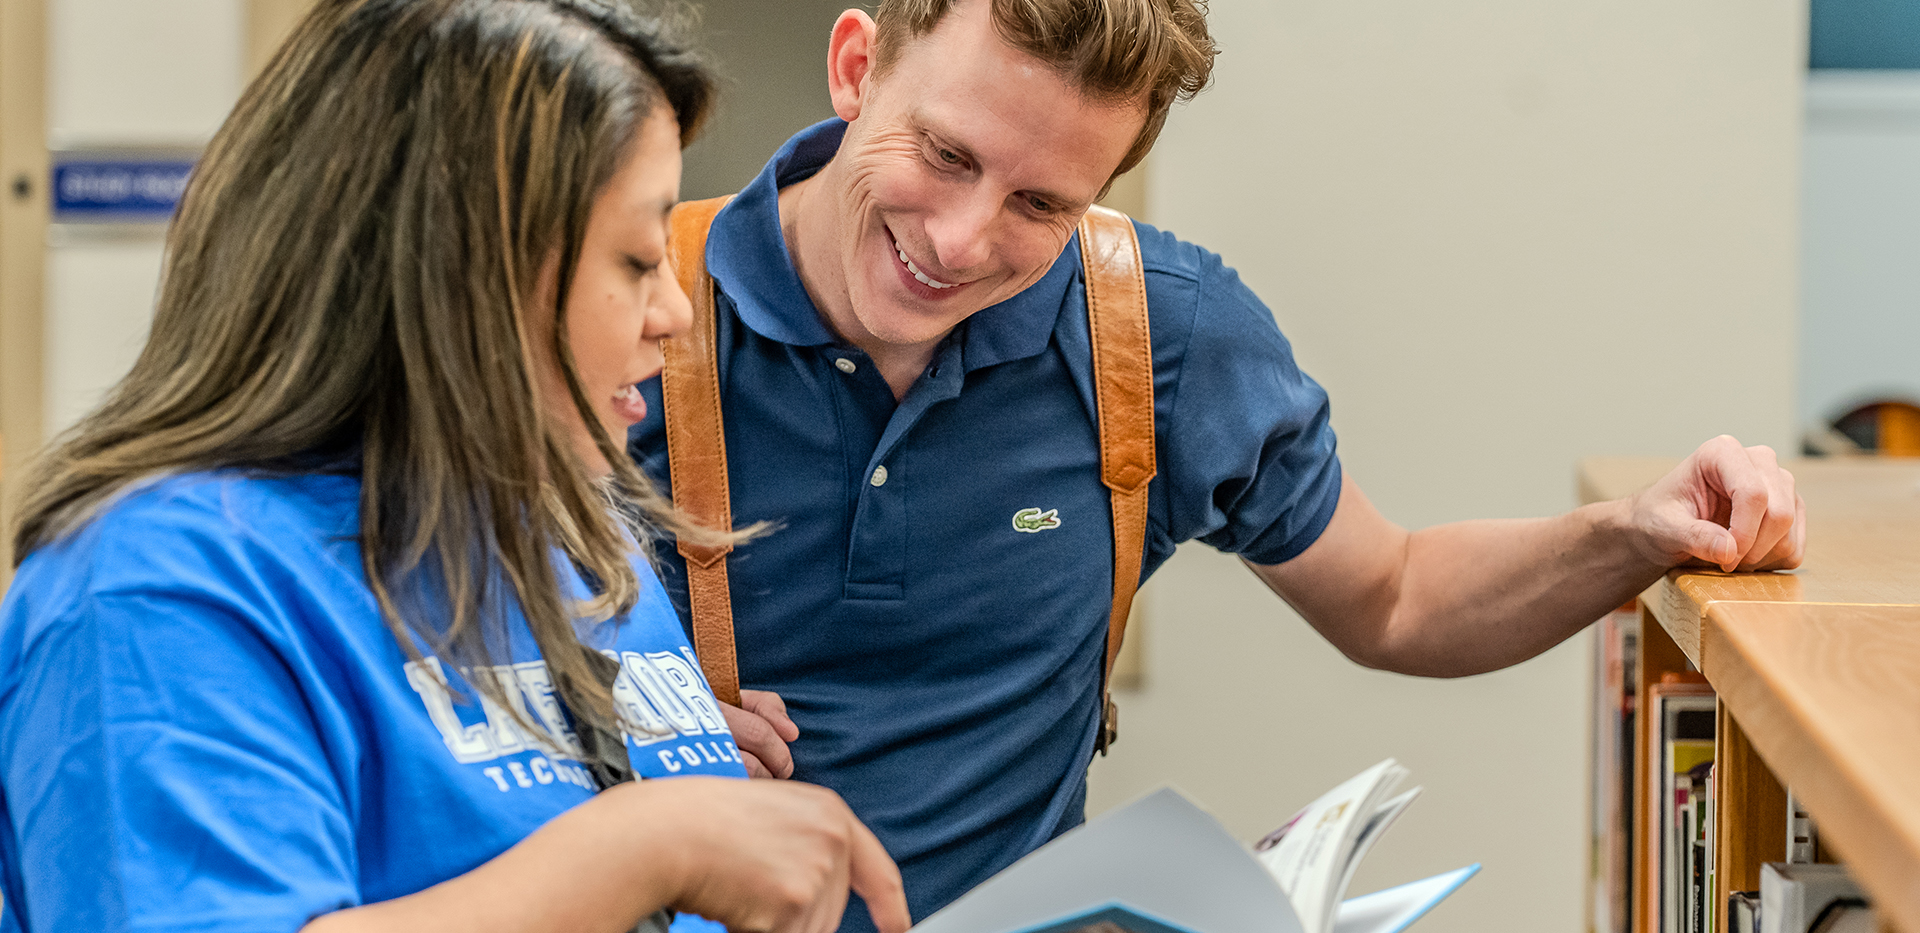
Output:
[1011,507,1062,533]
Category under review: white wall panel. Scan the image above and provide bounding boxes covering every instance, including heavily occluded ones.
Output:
[1088,2,1805,932]
[43,236,159,432]
[45,0,241,436]
[1800,71,1920,431]
[48,0,241,147]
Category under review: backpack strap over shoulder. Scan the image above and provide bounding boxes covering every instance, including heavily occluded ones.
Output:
[658,199,1156,752]
[660,195,740,707]
[1077,204,1156,755]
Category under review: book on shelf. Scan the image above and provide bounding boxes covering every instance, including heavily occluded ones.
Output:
[1759,863,1874,933]
[1727,891,1760,933]
[1644,677,1714,933]
[1590,607,1640,933]
[911,759,1478,933]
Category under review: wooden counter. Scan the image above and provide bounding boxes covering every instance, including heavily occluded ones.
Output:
[1581,456,1920,933]
[1580,457,1920,663]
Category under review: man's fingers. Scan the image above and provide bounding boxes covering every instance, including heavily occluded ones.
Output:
[739,748,772,779]
[1703,440,1768,569]
[722,701,796,779]
[847,818,910,933]
[743,689,801,742]
[1682,520,1737,568]
[1755,494,1808,571]
[1790,494,1807,567]
[1732,448,1799,571]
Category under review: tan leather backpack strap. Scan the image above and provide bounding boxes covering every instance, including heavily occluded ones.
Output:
[1078,204,1156,754]
[660,196,742,707]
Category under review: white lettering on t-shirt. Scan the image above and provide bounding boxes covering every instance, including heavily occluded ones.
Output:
[648,651,728,733]
[404,658,495,763]
[406,651,737,786]
[621,651,701,734]
[511,662,582,759]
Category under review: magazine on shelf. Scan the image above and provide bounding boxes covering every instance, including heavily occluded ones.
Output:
[910,760,1478,933]
[1645,679,1714,933]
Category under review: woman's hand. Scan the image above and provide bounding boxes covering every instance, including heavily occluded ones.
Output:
[658,778,909,933]
[304,777,909,933]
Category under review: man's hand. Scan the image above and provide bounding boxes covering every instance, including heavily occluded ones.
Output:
[1626,435,1805,573]
[723,689,801,779]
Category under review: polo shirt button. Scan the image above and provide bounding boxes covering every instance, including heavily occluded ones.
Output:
[834,357,857,374]
[869,465,889,487]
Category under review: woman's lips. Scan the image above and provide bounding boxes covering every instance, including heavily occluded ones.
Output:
[612,384,648,423]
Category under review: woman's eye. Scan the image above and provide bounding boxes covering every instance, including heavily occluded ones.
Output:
[625,255,659,276]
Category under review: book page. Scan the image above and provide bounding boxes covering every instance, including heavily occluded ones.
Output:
[1331,865,1480,933]
[1254,760,1407,933]
[1333,787,1422,912]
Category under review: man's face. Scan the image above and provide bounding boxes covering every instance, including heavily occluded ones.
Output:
[820,1,1146,352]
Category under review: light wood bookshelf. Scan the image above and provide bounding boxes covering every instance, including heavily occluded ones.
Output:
[1583,456,1920,933]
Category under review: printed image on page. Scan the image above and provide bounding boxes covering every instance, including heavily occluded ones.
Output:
[1253,760,1413,933]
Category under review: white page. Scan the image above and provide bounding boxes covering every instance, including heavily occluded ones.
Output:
[1256,761,1406,933]
[1331,865,1480,933]
[910,789,1305,933]
[1332,787,1422,912]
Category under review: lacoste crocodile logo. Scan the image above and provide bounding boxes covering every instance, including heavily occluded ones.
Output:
[1011,507,1062,533]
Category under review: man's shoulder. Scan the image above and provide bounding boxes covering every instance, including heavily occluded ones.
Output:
[1108,218,1288,354]
[1128,218,1214,285]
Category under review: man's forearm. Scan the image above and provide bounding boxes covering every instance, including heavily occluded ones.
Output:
[1369,501,1664,676]
[1253,438,1801,678]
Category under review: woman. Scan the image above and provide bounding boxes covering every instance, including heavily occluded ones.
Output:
[0,2,907,931]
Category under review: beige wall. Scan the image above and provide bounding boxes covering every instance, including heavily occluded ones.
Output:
[680,0,847,200]
[1087,1,1804,931]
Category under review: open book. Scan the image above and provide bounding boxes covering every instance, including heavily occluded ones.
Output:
[911,760,1477,933]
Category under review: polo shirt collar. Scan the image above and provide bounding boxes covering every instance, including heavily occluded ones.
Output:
[706,118,1075,370]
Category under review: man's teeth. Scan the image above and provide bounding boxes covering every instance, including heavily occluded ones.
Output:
[897,246,956,289]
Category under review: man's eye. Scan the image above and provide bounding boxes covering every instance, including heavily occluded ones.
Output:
[1026,195,1053,212]
[937,148,963,165]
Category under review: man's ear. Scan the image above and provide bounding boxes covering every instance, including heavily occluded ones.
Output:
[826,9,878,122]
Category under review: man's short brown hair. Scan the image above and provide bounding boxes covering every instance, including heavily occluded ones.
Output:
[873,0,1217,179]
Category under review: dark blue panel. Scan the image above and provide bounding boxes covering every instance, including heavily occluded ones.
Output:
[1811,0,1920,69]
[51,159,194,220]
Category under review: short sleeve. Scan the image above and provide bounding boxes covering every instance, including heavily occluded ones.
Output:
[2,574,359,930]
[1148,230,1343,566]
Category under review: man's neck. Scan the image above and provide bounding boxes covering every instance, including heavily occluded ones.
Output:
[778,170,942,402]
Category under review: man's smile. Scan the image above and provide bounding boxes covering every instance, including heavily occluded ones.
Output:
[886,228,968,299]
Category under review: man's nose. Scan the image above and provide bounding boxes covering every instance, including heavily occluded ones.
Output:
[924,191,999,274]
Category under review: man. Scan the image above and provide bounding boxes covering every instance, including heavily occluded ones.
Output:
[629,0,1804,929]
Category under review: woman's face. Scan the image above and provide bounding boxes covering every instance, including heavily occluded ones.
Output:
[539,105,692,475]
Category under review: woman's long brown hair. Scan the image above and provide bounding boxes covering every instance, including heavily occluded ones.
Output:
[10,0,720,756]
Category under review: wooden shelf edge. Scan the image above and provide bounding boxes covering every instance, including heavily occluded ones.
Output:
[1701,605,1920,932]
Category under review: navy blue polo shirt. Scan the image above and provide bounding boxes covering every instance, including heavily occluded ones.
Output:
[629,120,1341,931]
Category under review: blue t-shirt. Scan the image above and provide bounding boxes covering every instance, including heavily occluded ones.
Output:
[0,470,746,932]
[628,119,1342,930]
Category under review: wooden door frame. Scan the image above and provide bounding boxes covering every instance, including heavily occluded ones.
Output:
[0,0,48,584]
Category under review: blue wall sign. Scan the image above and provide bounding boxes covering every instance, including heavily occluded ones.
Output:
[51,156,196,222]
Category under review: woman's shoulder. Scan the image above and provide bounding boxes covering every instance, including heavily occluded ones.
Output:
[13,469,363,602]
